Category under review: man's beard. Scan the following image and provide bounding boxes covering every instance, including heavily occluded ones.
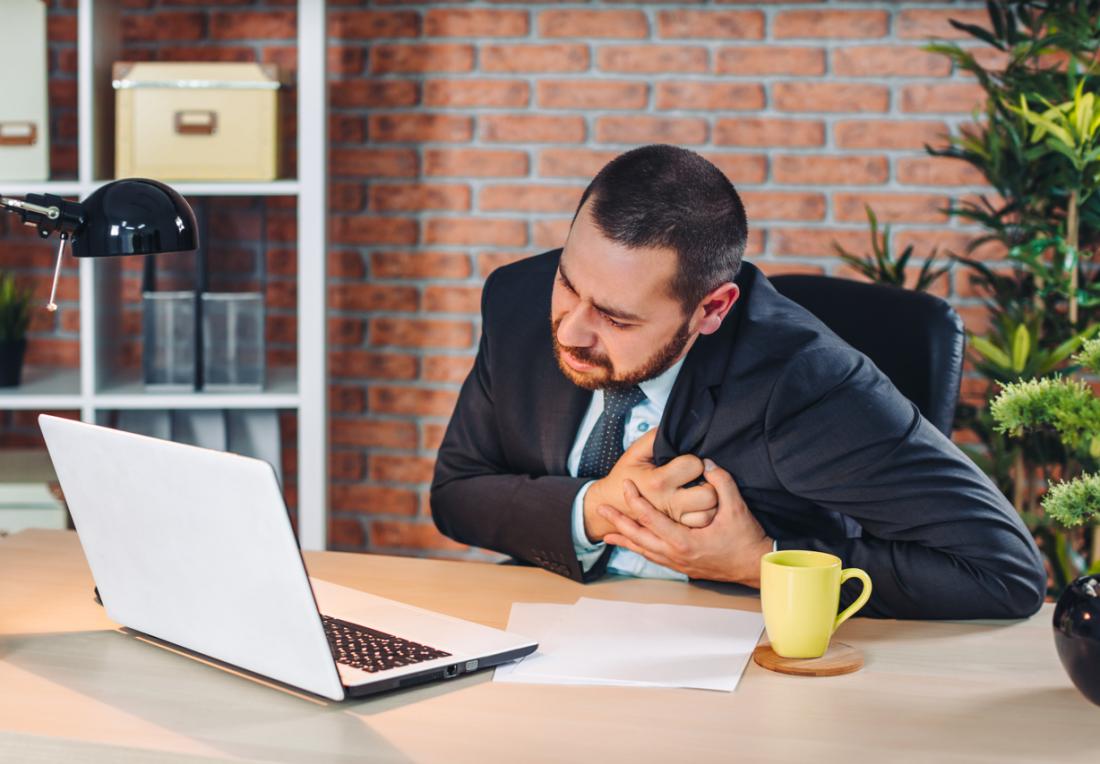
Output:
[550,314,693,391]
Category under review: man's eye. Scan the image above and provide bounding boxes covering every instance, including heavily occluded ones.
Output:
[603,314,629,329]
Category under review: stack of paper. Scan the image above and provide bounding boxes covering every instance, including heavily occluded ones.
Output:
[494,597,764,692]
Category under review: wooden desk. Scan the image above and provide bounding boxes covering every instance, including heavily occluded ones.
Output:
[1,530,1094,763]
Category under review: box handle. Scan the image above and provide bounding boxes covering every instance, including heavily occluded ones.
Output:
[174,110,218,136]
[0,121,37,146]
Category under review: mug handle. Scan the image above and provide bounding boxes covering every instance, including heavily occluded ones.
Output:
[832,568,873,634]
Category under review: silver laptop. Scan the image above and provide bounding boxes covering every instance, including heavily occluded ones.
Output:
[39,414,536,701]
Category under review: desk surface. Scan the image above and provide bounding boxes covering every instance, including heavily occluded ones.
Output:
[1,530,1095,763]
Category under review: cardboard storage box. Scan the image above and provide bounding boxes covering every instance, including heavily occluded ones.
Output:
[113,62,280,181]
[0,0,49,181]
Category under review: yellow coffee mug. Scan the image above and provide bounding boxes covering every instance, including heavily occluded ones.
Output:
[760,550,872,659]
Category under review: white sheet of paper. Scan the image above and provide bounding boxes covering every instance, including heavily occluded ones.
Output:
[494,598,764,692]
[494,603,648,686]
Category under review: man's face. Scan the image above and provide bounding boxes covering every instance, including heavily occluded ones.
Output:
[550,201,700,391]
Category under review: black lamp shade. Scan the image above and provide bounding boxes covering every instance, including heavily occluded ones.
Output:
[71,178,199,258]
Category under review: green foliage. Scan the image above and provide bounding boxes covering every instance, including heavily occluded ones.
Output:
[968,317,1097,382]
[831,205,952,292]
[1006,235,1100,307]
[992,376,1100,452]
[1009,80,1100,185]
[1043,472,1100,527]
[0,272,32,343]
[925,1,1100,250]
[1074,335,1100,371]
[991,330,1100,552]
[926,2,1100,593]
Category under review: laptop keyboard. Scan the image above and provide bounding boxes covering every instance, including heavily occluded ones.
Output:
[321,615,452,673]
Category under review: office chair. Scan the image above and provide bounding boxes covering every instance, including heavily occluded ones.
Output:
[769,274,965,437]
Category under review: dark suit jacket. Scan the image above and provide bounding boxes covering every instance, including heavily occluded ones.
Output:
[430,250,1047,619]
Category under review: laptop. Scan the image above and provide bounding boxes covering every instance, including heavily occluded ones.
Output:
[38,414,537,701]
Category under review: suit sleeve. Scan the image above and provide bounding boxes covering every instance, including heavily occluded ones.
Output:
[430,271,611,582]
[765,346,1047,620]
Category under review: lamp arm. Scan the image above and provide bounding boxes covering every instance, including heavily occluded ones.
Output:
[0,196,60,219]
[0,193,85,239]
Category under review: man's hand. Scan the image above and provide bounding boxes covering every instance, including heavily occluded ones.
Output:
[582,429,718,542]
[598,459,773,586]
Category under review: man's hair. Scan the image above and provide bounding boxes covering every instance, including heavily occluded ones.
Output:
[574,144,748,313]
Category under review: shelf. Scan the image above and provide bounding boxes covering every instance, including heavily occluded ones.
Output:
[1,180,299,200]
[94,366,299,410]
[0,368,83,410]
[52,0,328,548]
[0,181,82,197]
[86,179,300,197]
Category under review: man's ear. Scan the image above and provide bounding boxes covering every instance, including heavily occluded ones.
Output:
[694,283,740,336]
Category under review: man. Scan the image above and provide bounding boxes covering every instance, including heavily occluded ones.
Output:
[430,145,1046,619]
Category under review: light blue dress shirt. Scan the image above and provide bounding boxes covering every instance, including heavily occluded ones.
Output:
[568,357,690,580]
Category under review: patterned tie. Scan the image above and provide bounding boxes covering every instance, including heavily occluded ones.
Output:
[577,385,647,478]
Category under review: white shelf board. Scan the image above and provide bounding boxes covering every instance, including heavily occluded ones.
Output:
[94,366,299,410]
[0,367,83,410]
[0,181,82,197]
[85,180,300,197]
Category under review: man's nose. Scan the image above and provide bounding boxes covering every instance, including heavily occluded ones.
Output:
[556,304,596,348]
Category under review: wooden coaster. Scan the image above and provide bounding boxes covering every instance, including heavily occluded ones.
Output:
[752,642,863,677]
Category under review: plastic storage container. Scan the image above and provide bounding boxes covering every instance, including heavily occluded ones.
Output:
[202,293,265,390]
[143,291,196,389]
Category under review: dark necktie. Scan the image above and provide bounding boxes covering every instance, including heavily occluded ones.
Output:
[577,385,647,478]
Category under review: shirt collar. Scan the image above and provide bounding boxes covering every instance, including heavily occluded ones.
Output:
[637,355,686,411]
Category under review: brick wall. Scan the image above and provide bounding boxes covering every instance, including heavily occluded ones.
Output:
[2,1,999,560]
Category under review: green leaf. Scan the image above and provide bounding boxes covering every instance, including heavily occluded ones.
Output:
[896,243,914,271]
[948,19,1005,50]
[924,42,968,58]
[1011,323,1031,372]
[1038,334,1087,375]
[986,0,1005,41]
[1029,114,1075,148]
[971,335,1013,369]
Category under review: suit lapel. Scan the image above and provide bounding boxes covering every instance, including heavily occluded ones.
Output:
[655,264,753,464]
[656,329,728,465]
[538,355,591,474]
[529,249,592,473]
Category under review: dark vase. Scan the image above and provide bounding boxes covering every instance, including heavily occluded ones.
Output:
[0,338,26,387]
[1053,575,1100,706]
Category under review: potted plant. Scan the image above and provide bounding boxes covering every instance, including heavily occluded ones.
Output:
[0,271,33,387]
[992,337,1100,705]
[832,205,953,292]
[926,1,1100,596]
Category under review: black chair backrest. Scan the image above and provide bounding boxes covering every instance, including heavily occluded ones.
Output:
[769,274,965,437]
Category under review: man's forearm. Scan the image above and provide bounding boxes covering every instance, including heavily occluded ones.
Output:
[431,471,595,582]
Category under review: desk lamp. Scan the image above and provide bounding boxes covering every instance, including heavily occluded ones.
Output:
[0,178,199,309]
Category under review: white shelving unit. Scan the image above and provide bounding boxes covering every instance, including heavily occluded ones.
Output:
[0,0,329,550]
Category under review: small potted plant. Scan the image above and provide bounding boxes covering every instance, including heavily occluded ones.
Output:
[0,271,33,387]
[832,205,953,293]
[992,337,1100,706]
